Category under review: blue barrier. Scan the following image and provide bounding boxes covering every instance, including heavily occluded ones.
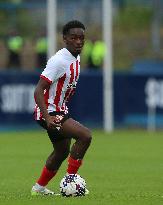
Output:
[0,71,39,126]
[114,73,163,127]
[132,59,163,75]
[0,70,163,128]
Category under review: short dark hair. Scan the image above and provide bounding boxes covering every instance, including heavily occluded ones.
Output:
[62,20,85,35]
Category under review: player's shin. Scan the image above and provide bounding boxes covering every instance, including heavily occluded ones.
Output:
[67,156,82,174]
[37,166,57,186]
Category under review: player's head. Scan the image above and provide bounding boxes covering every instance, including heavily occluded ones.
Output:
[63,20,85,56]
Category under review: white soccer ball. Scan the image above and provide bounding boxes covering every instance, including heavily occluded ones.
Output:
[60,174,86,197]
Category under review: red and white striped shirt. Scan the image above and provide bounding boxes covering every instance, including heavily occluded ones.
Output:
[34,48,80,120]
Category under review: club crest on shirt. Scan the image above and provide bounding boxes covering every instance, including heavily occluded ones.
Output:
[67,81,77,89]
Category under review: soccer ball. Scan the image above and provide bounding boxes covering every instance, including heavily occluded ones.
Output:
[60,174,86,197]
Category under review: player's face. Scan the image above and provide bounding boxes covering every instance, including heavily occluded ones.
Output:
[64,28,85,56]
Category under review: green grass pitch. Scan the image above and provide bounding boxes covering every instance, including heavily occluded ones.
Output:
[0,129,163,205]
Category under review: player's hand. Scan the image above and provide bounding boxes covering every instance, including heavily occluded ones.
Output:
[45,115,62,130]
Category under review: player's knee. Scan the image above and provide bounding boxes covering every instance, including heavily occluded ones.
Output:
[46,148,69,166]
[82,129,92,146]
[61,148,70,161]
[55,151,70,164]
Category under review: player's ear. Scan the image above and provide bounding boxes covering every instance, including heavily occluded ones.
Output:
[63,35,66,43]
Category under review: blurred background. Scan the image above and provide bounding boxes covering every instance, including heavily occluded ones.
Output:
[0,0,163,131]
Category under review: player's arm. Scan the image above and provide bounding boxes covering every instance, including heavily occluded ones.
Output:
[34,78,61,129]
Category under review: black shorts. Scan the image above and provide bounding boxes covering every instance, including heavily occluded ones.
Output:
[36,111,70,144]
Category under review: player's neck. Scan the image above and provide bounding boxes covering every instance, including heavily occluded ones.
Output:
[71,53,78,58]
[66,48,78,58]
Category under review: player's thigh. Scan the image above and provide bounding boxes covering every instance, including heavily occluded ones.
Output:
[60,118,92,140]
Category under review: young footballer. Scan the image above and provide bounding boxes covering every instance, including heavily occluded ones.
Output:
[31,20,92,195]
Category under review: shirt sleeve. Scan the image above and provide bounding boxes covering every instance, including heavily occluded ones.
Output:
[40,56,65,84]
